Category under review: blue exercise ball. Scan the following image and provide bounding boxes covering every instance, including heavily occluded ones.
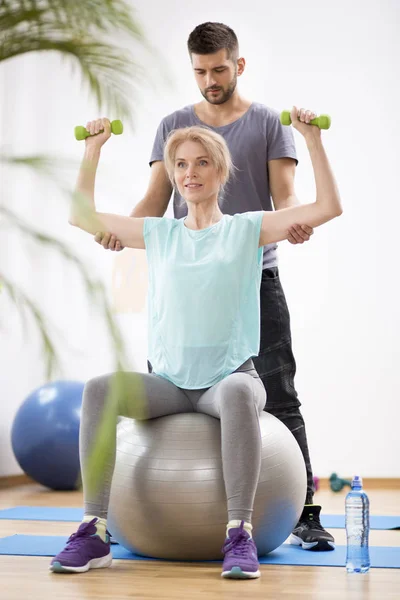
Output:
[11,380,84,490]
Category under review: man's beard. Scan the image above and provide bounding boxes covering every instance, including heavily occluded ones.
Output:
[201,74,237,105]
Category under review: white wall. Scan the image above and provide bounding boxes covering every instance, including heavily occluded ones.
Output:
[1,0,399,479]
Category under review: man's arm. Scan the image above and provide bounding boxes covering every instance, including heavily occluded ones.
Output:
[267,157,314,244]
[130,161,173,217]
[95,161,173,250]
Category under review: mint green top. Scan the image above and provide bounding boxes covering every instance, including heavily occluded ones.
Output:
[143,211,264,389]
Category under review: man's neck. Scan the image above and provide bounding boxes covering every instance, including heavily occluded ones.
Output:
[194,92,252,128]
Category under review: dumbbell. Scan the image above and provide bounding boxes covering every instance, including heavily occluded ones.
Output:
[329,472,352,492]
[280,110,331,130]
[74,120,123,141]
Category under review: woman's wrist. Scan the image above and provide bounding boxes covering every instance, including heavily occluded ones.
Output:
[305,133,323,151]
[83,146,101,162]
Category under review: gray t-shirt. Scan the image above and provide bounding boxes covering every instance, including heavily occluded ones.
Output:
[149,102,298,268]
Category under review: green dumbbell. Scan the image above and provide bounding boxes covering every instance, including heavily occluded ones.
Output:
[329,472,352,492]
[74,120,123,141]
[280,110,331,130]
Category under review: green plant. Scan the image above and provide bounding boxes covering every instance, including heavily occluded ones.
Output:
[0,0,154,488]
[0,0,150,371]
[0,0,148,122]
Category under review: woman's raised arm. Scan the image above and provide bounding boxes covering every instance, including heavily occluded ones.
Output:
[69,118,145,250]
[259,107,342,247]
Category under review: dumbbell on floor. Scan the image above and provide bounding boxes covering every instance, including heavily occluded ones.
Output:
[329,472,352,492]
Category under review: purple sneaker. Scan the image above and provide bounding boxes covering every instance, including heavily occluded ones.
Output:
[221,521,260,579]
[50,518,112,573]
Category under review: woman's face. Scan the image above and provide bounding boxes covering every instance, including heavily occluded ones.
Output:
[174,140,222,204]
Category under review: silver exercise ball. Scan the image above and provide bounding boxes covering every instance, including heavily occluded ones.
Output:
[108,412,306,560]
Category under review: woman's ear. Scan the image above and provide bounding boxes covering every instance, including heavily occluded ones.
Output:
[220,174,227,187]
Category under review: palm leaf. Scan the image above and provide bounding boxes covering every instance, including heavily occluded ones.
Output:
[0,152,76,182]
[0,273,60,378]
[0,0,155,484]
[1,205,120,328]
[1,204,127,366]
[85,369,147,496]
[0,0,157,124]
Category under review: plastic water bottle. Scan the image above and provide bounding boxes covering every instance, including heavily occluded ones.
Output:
[345,475,370,573]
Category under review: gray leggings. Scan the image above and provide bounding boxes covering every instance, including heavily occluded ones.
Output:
[80,359,266,523]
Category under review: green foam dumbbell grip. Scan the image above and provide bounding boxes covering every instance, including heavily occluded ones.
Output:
[74,119,123,141]
[280,110,331,130]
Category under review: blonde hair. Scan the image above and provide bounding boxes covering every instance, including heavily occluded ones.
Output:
[163,126,233,191]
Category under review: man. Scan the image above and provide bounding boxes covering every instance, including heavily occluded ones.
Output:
[96,22,334,551]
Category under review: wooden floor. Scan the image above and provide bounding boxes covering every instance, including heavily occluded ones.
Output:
[0,483,399,599]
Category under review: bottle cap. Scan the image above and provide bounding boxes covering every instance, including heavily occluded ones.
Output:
[352,475,363,489]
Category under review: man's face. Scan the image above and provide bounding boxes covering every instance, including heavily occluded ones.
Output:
[191,49,239,105]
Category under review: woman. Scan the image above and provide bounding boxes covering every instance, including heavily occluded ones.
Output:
[50,107,342,578]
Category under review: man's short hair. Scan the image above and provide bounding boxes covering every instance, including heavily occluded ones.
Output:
[187,22,239,62]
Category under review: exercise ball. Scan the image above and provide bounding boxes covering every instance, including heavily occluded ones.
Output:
[11,380,84,490]
[108,412,306,560]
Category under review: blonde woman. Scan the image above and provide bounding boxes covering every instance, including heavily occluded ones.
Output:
[50,108,342,579]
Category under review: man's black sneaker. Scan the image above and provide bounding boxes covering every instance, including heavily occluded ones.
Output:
[289,505,335,551]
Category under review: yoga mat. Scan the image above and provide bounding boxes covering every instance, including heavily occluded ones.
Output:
[322,514,400,531]
[0,506,399,530]
[0,534,399,568]
[0,507,83,522]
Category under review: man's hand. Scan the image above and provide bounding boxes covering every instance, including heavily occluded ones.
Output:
[287,224,314,244]
[94,232,124,251]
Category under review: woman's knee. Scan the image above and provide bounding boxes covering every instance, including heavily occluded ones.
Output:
[82,375,110,411]
[219,374,265,414]
[85,372,150,419]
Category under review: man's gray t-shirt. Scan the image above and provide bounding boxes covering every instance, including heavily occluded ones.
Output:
[149,102,298,268]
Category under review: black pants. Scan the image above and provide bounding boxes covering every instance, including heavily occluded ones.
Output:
[252,267,314,505]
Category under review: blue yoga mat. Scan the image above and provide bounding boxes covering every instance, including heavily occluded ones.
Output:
[323,514,400,530]
[0,506,399,530]
[0,507,83,522]
[0,534,399,568]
